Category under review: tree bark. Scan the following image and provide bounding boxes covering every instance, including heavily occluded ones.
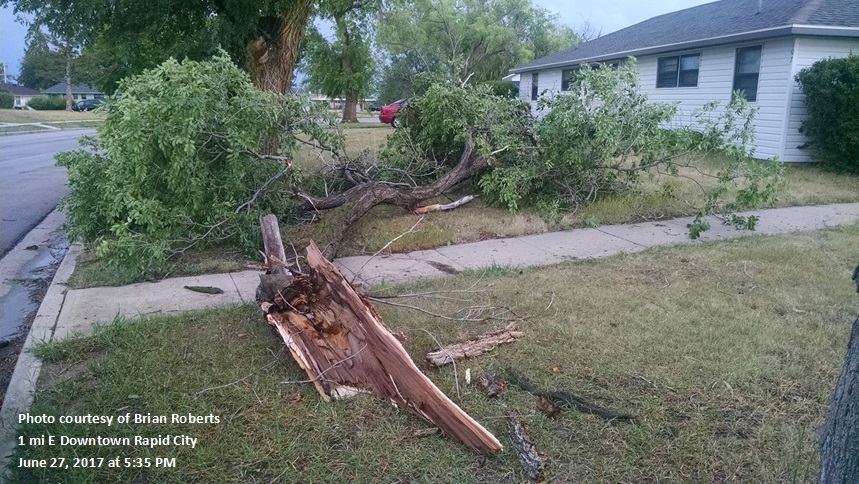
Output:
[259,214,289,275]
[426,323,524,366]
[64,47,73,111]
[246,0,314,94]
[257,238,503,455]
[342,94,359,123]
[820,311,859,483]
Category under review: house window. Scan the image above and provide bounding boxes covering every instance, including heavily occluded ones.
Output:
[531,73,539,100]
[81,94,87,100]
[657,54,700,88]
[561,69,575,91]
[734,46,761,102]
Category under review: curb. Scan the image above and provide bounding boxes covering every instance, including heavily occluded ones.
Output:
[0,237,82,474]
[0,129,50,136]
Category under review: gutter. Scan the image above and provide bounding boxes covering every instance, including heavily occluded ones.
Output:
[510,24,859,74]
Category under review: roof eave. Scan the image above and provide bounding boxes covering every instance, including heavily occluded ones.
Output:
[510,24,859,74]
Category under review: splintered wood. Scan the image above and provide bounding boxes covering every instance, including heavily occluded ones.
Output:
[258,239,502,455]
[426,322,524,367]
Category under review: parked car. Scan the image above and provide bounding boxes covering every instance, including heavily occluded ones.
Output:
[72,98,105,112]
[379,98,407,127]
[368,102,381,112]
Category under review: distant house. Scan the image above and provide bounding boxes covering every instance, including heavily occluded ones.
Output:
[510,0,859,162]
[43,83,105,102]
[0,83,43,108]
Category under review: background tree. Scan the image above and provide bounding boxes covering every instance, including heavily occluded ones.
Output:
[303,0,377,123]
[376,0,579,95]
[5,0,318,94]
[17,30,65,89]
[18,29,103,90]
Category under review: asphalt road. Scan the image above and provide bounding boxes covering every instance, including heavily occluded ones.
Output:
[0,129,96,257]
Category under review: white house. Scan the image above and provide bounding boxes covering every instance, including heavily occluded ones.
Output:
[509,0,859,162]
[0,83,42,108]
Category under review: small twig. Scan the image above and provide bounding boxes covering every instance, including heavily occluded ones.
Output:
[544,291,555,311]
[420,329,461,402]
[352,216,426,282]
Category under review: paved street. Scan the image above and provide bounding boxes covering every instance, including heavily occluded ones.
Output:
[0,129,95,257]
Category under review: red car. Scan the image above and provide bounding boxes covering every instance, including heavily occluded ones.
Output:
[379,98,408,127]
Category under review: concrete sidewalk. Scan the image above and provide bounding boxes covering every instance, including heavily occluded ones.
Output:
[50,202,859,339]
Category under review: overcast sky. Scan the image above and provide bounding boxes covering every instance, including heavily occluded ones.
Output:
[0,0,716,81]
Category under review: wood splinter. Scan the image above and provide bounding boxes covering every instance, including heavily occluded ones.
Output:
[414,195,476,214]
[426,322,524,367]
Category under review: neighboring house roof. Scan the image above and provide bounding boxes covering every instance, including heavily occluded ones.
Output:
[0,83,42,96]
[511,0,859,73]
[42,82,103,95]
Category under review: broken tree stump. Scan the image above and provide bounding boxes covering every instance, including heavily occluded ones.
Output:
[257,228,502,455]
[426,323,524,367]
[508,417,545,482]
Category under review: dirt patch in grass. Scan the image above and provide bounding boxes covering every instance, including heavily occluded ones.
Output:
[15,224,859,481]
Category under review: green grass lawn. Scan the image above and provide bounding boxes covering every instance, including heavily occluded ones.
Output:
[15,224,859,482]
[0,108,106,123]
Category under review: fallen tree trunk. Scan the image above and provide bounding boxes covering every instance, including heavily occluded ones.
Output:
[426,322,524,367]
[258,233,502,455]
[296,133,489,259]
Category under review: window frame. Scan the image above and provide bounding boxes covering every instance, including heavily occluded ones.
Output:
[561,69,575,91]
[531,72,539,101]
[733,45,762,102]
[656,53,701,88]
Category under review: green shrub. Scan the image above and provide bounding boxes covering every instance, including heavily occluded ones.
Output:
[796,55,859,173]
[57,52,342,275]
[0,90,13,109]
[28,96,67,110]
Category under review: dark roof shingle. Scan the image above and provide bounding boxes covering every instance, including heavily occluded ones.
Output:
[0,83,42,96]
[512,0,859,72]
[42,83,103,95]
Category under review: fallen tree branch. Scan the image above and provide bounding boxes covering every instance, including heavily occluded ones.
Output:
[506,369,635,422]
[426,323,524,366]
[414,195,476,214]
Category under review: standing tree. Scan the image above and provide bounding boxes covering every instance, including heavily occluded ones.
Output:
[303,0,377,123]
[819,269,859,482]
[18,30,65,89]
[5,0,317,94]
[377,0,579,89]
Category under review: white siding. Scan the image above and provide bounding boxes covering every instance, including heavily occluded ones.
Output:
[637,37,795,160]
[783,36,859,162]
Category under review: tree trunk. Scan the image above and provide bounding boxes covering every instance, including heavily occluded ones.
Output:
[257,237,503,455]
[64,48,73,111]
[246,0,314,94]
[342,94,359,123]
[820,311,859,483]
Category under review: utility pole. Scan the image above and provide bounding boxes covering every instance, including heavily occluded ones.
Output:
[2,63,7,84]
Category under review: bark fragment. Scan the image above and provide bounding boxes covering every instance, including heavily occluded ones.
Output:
[478,371,505,398]
[426,323,524,367]
[257,233,502,455]
[508,417,545,482]
[414,195,476,214]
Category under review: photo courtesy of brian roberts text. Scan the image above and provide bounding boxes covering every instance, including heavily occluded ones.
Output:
[14,412,220,474]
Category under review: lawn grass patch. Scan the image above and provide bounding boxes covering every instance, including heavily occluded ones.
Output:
[16,224,859,482]
[0,109,105,123]
[68,247,253,289]
[0,124,49,133]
